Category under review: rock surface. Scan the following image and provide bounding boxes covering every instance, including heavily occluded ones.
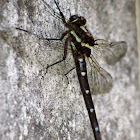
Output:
[0,0,139,140]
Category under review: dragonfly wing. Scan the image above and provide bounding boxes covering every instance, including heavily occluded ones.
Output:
[93,39,127,65]
[42,0,64,22]
[87,56,113,94]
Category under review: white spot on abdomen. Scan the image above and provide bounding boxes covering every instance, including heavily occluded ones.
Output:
[90,108,94,112]
[81,72,86,76]
[85,90,89,94]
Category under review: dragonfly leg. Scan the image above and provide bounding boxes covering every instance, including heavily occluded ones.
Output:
[39,31,68,41]
[16,28,68,41]
[64,67,75,85]
[40,36,70,78]
[64,67,75,75]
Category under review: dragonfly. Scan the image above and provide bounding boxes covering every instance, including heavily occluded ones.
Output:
[16,0,127,139]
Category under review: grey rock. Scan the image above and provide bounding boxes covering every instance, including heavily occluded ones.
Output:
[0,0,139,140]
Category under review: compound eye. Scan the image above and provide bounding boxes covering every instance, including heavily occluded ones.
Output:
[72,15,79,19]
[70,15,79,22]
[69,15,86,26]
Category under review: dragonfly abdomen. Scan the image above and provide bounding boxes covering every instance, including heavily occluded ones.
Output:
[71,46,102,139]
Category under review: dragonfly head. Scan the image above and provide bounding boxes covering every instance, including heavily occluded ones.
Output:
[68,15,86,26]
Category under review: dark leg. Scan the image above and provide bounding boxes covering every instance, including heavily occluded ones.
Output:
[64,67,75,85]
[40,36,70,78]
[16,27,70,76]
[46,36,69,69]
[39,31,68,41]
[16,28,68,41]
[64,67,75,75]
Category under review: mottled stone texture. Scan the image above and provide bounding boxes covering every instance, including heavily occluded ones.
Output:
[0,0,139,140]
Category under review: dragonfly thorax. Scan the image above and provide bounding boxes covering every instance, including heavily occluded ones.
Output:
[68,15,86,26]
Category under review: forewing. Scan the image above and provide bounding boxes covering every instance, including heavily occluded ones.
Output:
[87,56,113,94]
[93,39,127,65]
[42,0,64,22]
